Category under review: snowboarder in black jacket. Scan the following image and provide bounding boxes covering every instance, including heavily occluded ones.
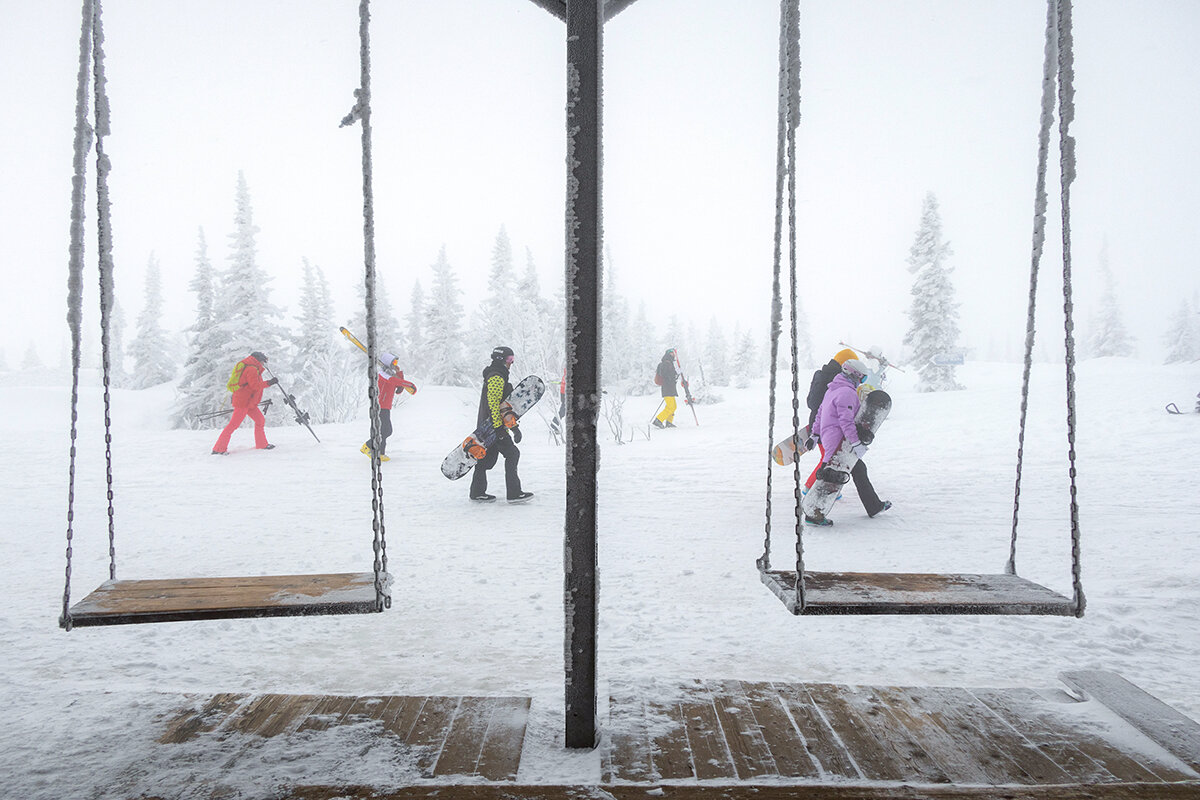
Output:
[470,346,533,504]
[806,348,891,518]
[652,349,681,428]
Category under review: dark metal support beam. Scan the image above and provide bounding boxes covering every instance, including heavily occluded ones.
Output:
[563,0,603,751]
[525,0,640,23]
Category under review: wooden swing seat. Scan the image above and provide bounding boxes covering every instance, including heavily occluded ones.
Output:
[63,572,387,627]
[760,570,1075,616]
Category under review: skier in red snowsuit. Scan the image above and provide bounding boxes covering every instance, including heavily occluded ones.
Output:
[212,351,277,454]
[361,352,417,461]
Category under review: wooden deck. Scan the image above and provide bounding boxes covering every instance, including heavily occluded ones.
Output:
[157,692,531,781]
[760,570,1077,615]
[126,671,1199,799]
[64,572,387,626]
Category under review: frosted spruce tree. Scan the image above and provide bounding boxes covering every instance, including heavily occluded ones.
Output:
[405,279,426,376]
[107,299,129,387]
[473,225,521,358]
[627,302,658,394]
[1087,245,1135,358]
[1163,298,1199,363]
[173,229,233,428]
[903,192,963,391]
[731,326,759,389]
[293,259,358,423]
[515,247,561,382]
[22,342,43,370]
[424,245,469,386]
[127,253,176,388]
[601,247,633,388]
[219,172,286,369]
[704,317,730,386]
[348,272,404,365]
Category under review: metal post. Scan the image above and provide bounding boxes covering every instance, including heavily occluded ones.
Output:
[563,0,602,751]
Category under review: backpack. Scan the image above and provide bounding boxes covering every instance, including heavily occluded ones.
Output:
[226,361,246,393]
[653,370,663,387]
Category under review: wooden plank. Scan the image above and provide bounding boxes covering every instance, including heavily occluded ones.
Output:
[1060,669,1200,772]
[377,695,427,740]
[225,693,292,736]
[679,684,737,780]
[740,682,820,778]
[434,697,499,777]
[762,571,1076,615]
[157,693,248,744]
[66,573,386,626]
[866,685,995,784]
[645,695,694,780]
[708,680,779,779]
[971,687,1168,784]
[772,682,860,779]
[607,688,652,781]
[294,695,362,734]
[405,695,461,776]
[805,682,949,783]
[474,696,531,781]
[280,783,1200,799]
[894,685,1071,785]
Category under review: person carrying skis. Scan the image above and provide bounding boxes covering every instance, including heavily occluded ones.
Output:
[652,349,682,428]
[470,346,533,504]
[212,351,277,455]
[361,352,417,462]
[805,349,891,518]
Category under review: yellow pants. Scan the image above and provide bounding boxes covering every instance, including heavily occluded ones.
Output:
[656,396,677,423]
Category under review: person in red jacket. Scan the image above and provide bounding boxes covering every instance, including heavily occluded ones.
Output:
[212,351,277,454]
[360,352,417,462]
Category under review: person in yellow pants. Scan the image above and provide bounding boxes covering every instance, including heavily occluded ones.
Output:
[652,348,680,428]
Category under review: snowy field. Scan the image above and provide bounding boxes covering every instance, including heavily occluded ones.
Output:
[2,357,1199,797]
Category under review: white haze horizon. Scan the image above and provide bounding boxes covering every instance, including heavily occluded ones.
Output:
[2,1,1198,371]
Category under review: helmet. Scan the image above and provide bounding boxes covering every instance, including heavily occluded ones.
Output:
[833,348,857,365]
[664,348,676,361]
[250,351,268,364]
[491,345,515,363]
[841,358,868,384]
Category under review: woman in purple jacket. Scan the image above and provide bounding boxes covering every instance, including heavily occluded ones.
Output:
[807,359,871,490]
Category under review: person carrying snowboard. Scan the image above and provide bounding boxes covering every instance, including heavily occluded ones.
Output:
[806,349,891,518]
[361,352,417,462]
[212,351,277,455]
[470,346,533,504]
[652,349,682,428]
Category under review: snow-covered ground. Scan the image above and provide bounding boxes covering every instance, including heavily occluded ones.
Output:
[2,357,1199,797]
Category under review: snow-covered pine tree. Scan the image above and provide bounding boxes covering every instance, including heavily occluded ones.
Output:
[172,228,234,428]
[218,171,287,373]
[704,316,730,386]
[293,259,358,423]
[127,253,176,388]
[731,325,759,388]
[1087,244,1135,358]
[627,301,657,394]
[22,342,43,370]
[348,272,404,363]
[108,299,129,387]
[902,192,964,391]
[424,245,469,386]
[406,279,426,376]
[515,247,561,382]
[472,225,522,359]
[601,248,632,388]
[1163,298,1199,363]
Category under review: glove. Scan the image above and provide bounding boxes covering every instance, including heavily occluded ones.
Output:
[266,377,279,387]
[850,441,868,460]
[513,427,522,444]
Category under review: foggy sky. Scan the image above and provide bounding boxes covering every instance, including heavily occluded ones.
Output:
[2,0,1198,369]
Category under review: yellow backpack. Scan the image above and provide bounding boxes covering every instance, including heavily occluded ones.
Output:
[226,361,246,393]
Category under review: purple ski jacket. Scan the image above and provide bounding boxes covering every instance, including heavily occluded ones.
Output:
[812,372,861,458]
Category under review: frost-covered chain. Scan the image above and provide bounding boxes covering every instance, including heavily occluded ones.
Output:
[760,0,796,575]
[93,0,118,582]
[352,0,389,611]
[1055,0,1085,617]
[62,0,97,631]
[1008,0,1059,578]
[781,0,804,610]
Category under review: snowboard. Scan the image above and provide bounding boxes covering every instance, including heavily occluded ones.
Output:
[441,375,546,480]
[772,424,815,466]
[801,388,892,524]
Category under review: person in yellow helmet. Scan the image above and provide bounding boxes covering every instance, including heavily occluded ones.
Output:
[804,347,891,518]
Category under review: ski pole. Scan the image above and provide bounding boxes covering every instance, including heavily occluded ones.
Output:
[196,399,272,421]
[674,352,700,426]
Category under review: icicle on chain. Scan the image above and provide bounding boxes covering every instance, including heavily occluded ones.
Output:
[61,0,97,631]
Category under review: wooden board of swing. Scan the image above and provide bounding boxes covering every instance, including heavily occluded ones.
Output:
[760,570,1077,615]
[65,572,385,626]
